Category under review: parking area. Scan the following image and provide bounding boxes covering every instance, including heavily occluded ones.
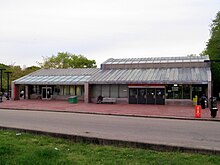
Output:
[0,99,219,120]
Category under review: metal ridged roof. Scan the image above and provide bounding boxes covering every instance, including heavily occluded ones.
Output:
[13,56,211,85]
[29,68,100,76]
[88,67,211,84]
[14,68,100,85]
[102,56,209,65]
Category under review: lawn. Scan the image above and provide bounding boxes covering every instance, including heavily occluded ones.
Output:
[0,129,219,165]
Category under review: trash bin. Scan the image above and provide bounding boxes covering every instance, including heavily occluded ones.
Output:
[209,97,218,118]
[68,96,78,104]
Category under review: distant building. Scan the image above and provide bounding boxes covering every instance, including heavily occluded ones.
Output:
[12,56,211,105]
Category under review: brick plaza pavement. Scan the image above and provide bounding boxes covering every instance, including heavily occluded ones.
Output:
[0,99,219,120]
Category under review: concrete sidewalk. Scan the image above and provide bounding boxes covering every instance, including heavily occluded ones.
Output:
[0,99,219,121]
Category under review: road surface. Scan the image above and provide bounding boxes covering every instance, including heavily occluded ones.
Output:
[0,109,220,151]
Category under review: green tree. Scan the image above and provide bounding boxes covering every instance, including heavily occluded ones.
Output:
[39,52,97,69]
[0,64,40,91]
[205,11,220,97]
[22,66,41,77]
[8,65,40,81]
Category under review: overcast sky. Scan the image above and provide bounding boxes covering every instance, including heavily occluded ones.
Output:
[0,0,219,68]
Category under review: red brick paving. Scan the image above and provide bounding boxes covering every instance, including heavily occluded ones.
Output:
[0,99,219,120]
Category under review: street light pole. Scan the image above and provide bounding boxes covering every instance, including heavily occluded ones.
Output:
[5,71,12,100]
[0,68,6,102]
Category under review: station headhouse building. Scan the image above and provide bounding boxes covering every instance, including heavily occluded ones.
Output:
[12,56,211,105]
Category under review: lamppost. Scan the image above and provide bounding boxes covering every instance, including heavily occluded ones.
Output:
[0,68,6,102]
[5,71,12,100]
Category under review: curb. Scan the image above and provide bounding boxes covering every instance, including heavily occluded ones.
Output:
[0,107,220,122]
[0,126,219,155]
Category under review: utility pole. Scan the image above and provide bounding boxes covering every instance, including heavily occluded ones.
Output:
[5,71,12,100]
[0,68,6,102]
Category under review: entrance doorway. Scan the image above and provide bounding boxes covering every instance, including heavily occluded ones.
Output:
[129,88,165,105]
[42,87,52,100]
[129,88,138,104]
[155,88,165,104]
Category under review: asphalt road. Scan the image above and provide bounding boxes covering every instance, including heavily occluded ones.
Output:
[0,109,220,151]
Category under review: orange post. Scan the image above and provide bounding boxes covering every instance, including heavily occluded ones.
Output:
[195,105,201,118]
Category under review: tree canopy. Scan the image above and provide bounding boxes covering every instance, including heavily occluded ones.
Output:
[0,52,96,92]
[205,11,220,97]
[38,52,97,69]
[0,64,40,92]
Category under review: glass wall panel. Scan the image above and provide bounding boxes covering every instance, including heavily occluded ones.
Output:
[119,85,128,98]
[110,85,118,98]
[102,85,110,97]
[172,85,182,99]
[166,84,191,99]
[67,86,70,95]
[166,84,183,99]
[92,85,102,97]
[70,86,75,96]
[54,85,61,95]
[60,86,64,95]
[76,85,83,96]
[166,85,173,99]
[63,86,66,95]
[81,86,84,96]
[183,85,190,99]
[32,86,36,94]
[192,84,207,99]
[64,86,70,95]
[36,86,40,94]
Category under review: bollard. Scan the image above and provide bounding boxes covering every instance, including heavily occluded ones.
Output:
[195,105,201,118]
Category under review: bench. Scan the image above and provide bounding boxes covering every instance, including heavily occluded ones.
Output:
[101,98,116,104]
[30,94,41,99]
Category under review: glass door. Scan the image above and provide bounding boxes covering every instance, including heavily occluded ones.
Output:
[155,88,165,105]
[138,88,147,104]
[42,87,46,99]
[42,87,52,100]
[146,88,155,104]
[129,88,138,104]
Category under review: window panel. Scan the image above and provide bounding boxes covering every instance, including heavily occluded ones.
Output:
[119,85,128,98]
[102,85,110,97]
[64,86,70,95]
[76,85,83,96]
[70,86,75,95]
[60,86,64,95]
[183,85,190,99]
[92,85,101,97]
[110,85,118,98]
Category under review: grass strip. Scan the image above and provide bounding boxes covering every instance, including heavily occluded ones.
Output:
[0,129,220,165]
